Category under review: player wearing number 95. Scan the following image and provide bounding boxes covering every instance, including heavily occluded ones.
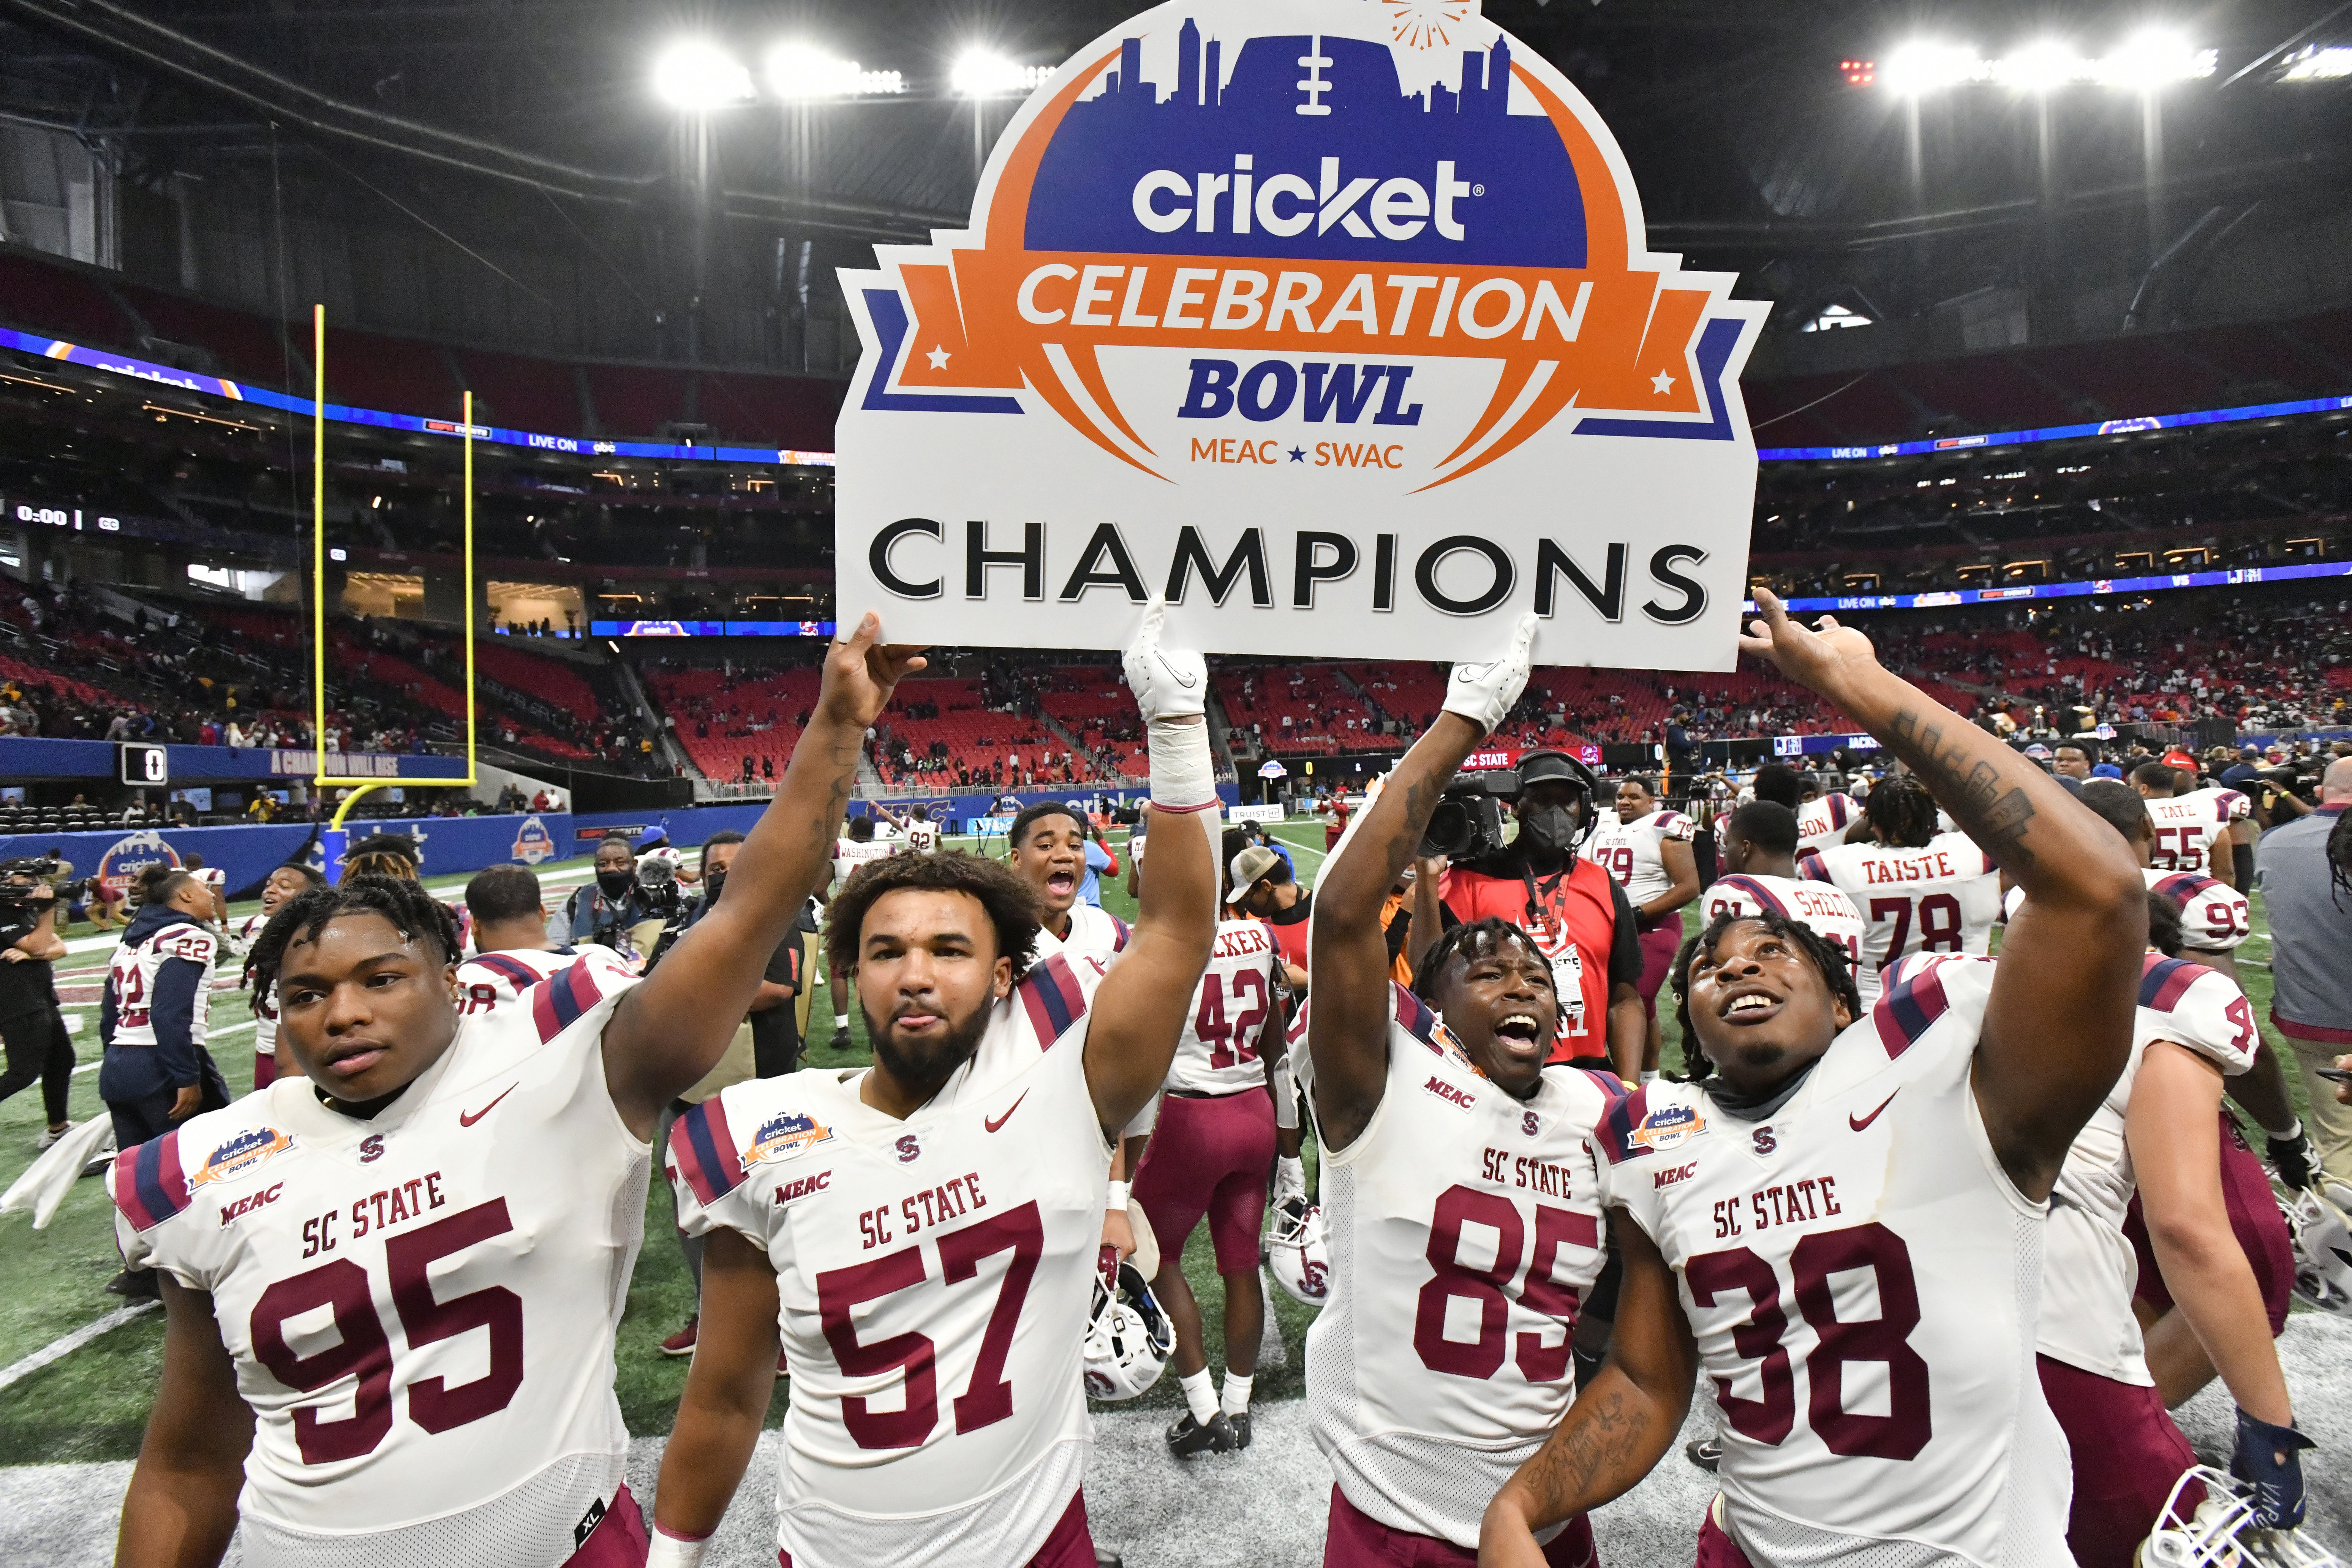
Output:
[1303,614,1625,1567]
[105,613,930,1568]
[646,602,1218,1568]
[1481,590,2149,1568]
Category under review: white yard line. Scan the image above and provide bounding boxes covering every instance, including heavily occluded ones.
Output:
[70,1019,253,1075]
[0,1304,158,1394]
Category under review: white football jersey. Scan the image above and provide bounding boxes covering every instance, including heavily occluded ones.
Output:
[1590,809,1695,909]
[1701,875,1868,977]
[1599,955,2070,1568]
[1303,984,1618,1549]
[2145,789,2249,875]
[109,951,648,1567]
[1800,834,2000,1006]
[667,951,1113,1568]
[106,917,219,1049]
[231,914,278,1058]
[2005,870,2250,955]
[2040,956,2258,1386]
[1795,793,1862,856]
[228,910,272,959]
[1166,920,1281,1097]
[1031,902,1130,966]
[904,819,942,853]
[831,838,898,891]
[455,944,631,1023]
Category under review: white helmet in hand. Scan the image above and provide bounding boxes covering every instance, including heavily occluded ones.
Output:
[1266,1198,1333,1306]
[1083,1261,1174,1400]
[2286,1181,2352,1315]
[2142,1466,2343,1568]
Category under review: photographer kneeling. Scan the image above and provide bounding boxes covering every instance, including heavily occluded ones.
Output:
[1426,749,1646,1081]
[0,859,74,1149]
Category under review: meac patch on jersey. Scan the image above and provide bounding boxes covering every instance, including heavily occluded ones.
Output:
[665,950,1112,1568]
[104,954,649,1564]
[1596,954,2072,1568]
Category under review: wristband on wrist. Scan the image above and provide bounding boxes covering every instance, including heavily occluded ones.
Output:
[1146,716,1216,813]
[2268,1118,2305,1142]
[1106,1181,1130,1210]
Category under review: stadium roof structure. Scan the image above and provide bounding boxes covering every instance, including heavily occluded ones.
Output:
[0,0,2347,356]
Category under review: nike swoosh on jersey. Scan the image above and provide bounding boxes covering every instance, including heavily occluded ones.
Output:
[984,1090,1029,1133]
[458,1084,518,1127]
[1849,1091,1898,1132]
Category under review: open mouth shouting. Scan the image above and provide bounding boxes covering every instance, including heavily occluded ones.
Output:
[1043,868,1078,902]
[1491,1012,1548,1059]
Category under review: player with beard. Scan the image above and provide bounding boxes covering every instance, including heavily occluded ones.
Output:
[107,614,927,1568]
[649,606,1217,1568]
[1304,616,1624,1566]
[1007,802,1130,962]
[1481,590,2147,1568]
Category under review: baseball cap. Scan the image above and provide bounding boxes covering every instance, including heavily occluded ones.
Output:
[2161,749,2198,770]
[1516,749,1587,786]
[1226,845,1282,903]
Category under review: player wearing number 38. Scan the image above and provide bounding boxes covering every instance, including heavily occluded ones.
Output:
[106,616,936,1568]
[1481,591,2151,1568]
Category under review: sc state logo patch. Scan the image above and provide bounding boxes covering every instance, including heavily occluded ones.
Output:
[742,1111,833,1166]
[1628,1103,1704,1153]
[192,1127,294,1187]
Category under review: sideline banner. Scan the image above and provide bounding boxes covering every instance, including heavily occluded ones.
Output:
[837,0,1763,669]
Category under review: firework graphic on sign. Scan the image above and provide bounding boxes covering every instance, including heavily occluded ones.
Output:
[1384,0,1473,51]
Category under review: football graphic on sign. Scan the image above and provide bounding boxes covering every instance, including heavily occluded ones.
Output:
[838,0,1763,668]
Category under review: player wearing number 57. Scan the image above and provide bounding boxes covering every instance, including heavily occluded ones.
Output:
[1480,591,2148,1568]
[106,614,930,1568]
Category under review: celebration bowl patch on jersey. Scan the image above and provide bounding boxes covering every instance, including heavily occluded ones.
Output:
[191,1126,294,1187]
[742,1110,833,1166]
[1628,1103,1704,1153]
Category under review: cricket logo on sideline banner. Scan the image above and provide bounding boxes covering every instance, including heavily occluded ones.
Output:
[837,0,1764,669]
[96,830,182,900]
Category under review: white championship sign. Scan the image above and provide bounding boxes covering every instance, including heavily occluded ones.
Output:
[838,0,1763,669]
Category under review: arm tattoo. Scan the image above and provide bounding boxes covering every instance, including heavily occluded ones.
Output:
[1522,1388,1654,1518]
[1886,708,2037,868]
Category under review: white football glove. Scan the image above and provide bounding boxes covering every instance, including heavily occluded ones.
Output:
[1272,1155,1306,1212]
[1442,612,1537,736]
[1123,598,1206,722]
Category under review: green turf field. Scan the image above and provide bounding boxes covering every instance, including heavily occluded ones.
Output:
[0,822,2311,1463]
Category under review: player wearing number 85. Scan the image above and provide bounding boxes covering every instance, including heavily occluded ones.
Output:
[646,602,1219,1568]
[1302,614,1627,1566]
[1481,591,2149,1568]
[106,614,931,1568]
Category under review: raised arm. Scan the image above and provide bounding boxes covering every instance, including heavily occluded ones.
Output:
[1085,604,1217,1134]
[1740,590,2143,1198]
[1479,1216,1696,1564]
[602,615,924,1133]
[1310,616,1533,1151]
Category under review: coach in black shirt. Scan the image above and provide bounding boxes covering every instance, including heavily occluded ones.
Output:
[0,872,74,1146]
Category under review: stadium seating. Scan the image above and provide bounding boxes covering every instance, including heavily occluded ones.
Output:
[586,365,691,439]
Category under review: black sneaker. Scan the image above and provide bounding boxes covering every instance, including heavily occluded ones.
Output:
[828,1027,851,1052]
[1228,1410,1252,1450]
[107,1268,160,1300]
[1685,1435,1721,1472]
[1094,1551,1124,1568]
[1166,1411,1235,1457]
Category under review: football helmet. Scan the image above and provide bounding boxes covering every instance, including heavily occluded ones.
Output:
[2143,1466,2344,1568]
[1266,1198,1333,1306]
[1082,1261,1173,1401]
[2284,1181,2352,1315]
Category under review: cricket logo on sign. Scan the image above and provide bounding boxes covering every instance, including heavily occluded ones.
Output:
[839,0,1764,669]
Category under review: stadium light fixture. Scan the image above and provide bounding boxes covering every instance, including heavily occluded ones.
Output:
[1873,34,2216,92]
[653,40,755,111]
[952,51,1052,96]
[766,43,905,98]
[2279,44,2352,80]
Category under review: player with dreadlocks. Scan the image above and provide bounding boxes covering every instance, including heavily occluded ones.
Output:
[1482,590,2147,1568]
[1797,772,2001,1007]
[107,613,929,1568]
[1299,614,1631,1565]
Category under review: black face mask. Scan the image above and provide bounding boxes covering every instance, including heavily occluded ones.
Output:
[596,868,635,899]
[703,870,726,905]
[1518,805,1580,856]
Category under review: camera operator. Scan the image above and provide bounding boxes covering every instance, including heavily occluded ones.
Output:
[1426,749,1647,1081]
[0,859,74,1148]
[567,830,664,958]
